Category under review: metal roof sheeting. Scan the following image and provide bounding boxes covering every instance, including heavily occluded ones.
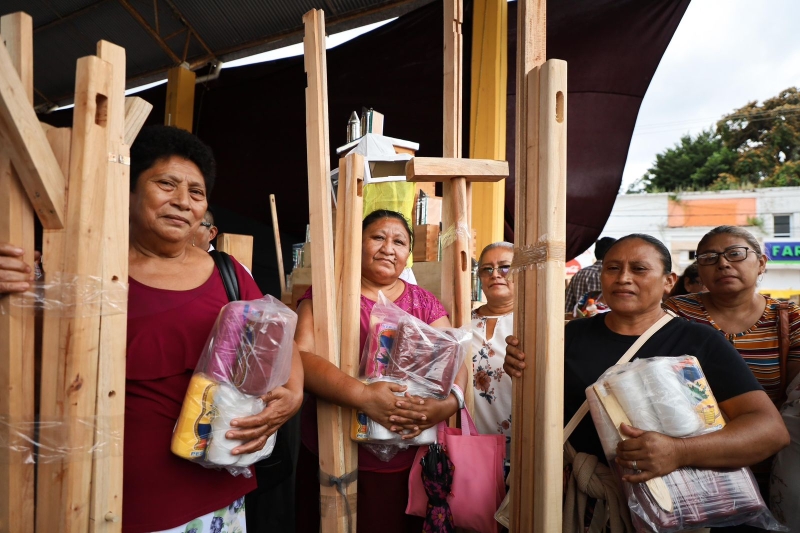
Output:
[0,0,424,107]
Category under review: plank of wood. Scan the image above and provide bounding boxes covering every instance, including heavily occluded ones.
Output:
[35,126,71,533]
[592,384,674,512]
[216,233,254,272]
[303,9,353,532]
[335,152,363,518]
[509,1,546,530]
[0,14,65,230]
[35,54,114,533]
[406,157,508,182]
[0,14,35,533]
[123,96,152,145]
[412,224,440,262]
[269,194,288,295]
[165,65,195,132]
[90,40,128,533]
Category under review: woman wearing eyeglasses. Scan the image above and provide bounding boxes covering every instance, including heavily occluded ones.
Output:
[664,225,800,532]
[471,242,515,462]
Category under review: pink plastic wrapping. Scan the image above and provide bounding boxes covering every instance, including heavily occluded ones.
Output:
[354,292,469,451]
[171,295,297,477]
[587,356,787,532]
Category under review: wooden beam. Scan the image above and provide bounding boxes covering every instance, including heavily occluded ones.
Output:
[303,9,353,532]
[406,157,508,182]
[164,64,195,132]
[509,0,546,528]
[35,54,114,533]
[0,12,35,533]
[334,152,363,528]
[469,0,508,253]
[216,233,254,271]
[0,15,66,229]
[124,96,153,145]
[117,0,181,64]
[90,40,128,533]
[269,194,288,297]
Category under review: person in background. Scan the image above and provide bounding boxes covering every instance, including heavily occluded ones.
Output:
[471,241,514,472]
[668,262,705,298]
[505,234,789,533]
[194,209,218,252]
[565,236,617,313]
[663,225,800,532]
[294,209,468,533]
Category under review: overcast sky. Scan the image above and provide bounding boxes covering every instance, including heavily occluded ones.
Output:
[620,0,800,191]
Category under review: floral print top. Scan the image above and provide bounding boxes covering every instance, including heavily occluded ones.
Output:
[471,309,514,460]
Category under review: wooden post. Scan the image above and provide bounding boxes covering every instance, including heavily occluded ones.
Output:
[35,54,115,533]
[303,9,354,532]
[334,152,364,527]
[0,12,35,533]
[509,0,569,530]
[124,96,153,145]
[216,233,254,271]
[90,40,130,532]
[469,0,508,254]
[269,194,290,301]
[441,0,477,413]
[165,64,195,132]
[0,16,65,230]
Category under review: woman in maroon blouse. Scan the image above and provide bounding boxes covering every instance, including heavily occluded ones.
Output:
[0,126,304,532]
[294,210,469,533]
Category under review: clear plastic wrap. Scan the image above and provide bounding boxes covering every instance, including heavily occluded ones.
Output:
[0,273,128,317]
[171,295,297,477]
[352,292,469,449]
[587,356,787,532]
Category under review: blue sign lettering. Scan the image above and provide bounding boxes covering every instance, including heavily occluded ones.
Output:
[765,242,800,262]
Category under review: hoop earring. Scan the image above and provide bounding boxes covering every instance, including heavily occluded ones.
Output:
[192,238,196,248]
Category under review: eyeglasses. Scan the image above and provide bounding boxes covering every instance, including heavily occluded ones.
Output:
[199,221,213,228]
[478,265,511,278]
[695,246,756,266]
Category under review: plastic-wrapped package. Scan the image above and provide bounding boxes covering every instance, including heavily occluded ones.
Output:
[587,356,787,532]
[171,295,296,477]
[352,292,469,449]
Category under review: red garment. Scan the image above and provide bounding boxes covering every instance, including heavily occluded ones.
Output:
[299,282,449,472]
[123,258,260,533]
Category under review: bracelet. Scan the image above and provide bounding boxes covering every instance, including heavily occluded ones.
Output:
[450,384,465,410]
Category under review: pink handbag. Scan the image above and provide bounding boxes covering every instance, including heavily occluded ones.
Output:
[406,408,506,533]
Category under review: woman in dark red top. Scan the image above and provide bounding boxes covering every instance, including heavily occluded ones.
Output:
[111,126,305,532]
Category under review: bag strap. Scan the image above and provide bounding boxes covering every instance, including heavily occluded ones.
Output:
[210,250,240,302]
[777,301,790,402]
[562,312,675,444]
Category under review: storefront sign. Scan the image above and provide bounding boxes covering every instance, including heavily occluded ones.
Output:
[765,242,800,262]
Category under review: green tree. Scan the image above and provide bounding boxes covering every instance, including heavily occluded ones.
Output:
[629,87,800,193]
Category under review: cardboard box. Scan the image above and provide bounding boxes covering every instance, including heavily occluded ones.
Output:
[413,224,440,262]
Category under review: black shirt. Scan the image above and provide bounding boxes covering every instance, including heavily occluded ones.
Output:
[565,314,762,461]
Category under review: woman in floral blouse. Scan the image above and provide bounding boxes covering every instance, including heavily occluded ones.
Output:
[471,242,515,464]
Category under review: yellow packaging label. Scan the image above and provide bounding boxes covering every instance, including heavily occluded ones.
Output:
[351,409,370,442]
[171,373,219,460]
[675,356,726,431]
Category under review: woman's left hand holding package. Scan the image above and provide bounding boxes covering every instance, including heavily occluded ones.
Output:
[395,393,460,438]
[228,381,303,454]
[615,423,685,483]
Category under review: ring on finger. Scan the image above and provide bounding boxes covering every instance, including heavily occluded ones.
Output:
[632,460,638,471]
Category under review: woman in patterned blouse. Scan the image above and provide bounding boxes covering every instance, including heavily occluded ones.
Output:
[471,242,515,466]
[663,225,800,531]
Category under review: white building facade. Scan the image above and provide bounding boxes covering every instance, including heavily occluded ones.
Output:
[601,187,800,299]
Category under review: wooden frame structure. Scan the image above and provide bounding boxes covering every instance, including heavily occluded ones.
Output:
[0,12,150,532]
[508,1,569,531]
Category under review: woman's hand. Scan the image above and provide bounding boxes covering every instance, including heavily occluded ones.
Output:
[0,243,33,295]
[503,335,526,378]
[358,381,427,433]
[225,384,304,455]
[396,393,459,439]
[615,423,685,483]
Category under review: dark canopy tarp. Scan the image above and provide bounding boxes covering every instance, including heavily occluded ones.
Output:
[41,0,689,297]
